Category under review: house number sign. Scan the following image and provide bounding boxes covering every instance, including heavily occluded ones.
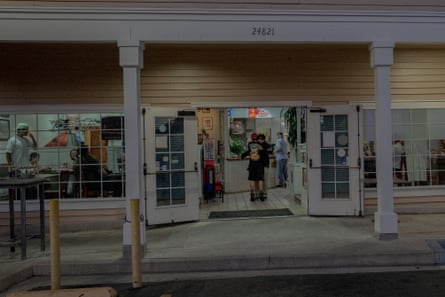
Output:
[251,27,275,36]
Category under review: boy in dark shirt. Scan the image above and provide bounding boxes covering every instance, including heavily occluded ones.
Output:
[241,133,269,201]
[257,134,271,199]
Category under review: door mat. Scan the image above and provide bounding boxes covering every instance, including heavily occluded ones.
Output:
[208,208,293,219]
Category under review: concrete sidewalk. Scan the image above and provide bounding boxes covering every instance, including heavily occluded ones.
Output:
[2,213,445,294]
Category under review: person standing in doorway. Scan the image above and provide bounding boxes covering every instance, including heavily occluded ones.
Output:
[274,132,288,187]
[242,133,266,201]
[257,134,271,199]
[6,122,38,175]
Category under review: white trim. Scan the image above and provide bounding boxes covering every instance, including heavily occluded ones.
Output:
[191,101,312,108]
[4,8,445,20]
[4,9,445,43]
[0,104,123,113]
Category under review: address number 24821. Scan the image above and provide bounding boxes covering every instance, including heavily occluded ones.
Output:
[251,27,275,36]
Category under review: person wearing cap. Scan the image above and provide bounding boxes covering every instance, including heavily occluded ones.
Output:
[241,132,268,201]
[257,133,271,199]
[6,122,38,173]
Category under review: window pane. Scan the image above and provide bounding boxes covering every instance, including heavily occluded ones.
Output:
[336,168,349,182]
[321,149,335,165]
[335,115,348,130]
[322,168,334,182]
[321,115,334,132]
[172,188,185,204]
[336,183,349,198]
[171,172,185,187]
[171,153,184,170]
[156,189,171,206]
[322,183,335,199]
[156,172,170,188]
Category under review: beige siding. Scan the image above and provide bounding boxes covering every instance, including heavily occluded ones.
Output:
[3,44,445,107]
[0,43,122,105]
[393,48,445,101]
[365,195,445,214]
[142,44,373,106]
[1,0,445,10]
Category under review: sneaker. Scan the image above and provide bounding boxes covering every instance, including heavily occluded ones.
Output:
[250,191,255,201]
[259,192,265,201]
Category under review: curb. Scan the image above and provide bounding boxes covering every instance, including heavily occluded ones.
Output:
[1,251,437,294]
[0,265,33,294]
[31,252,436,276]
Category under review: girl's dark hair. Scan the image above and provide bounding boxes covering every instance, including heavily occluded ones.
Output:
[78,145,89,157]
[257,134,266,140]
[29,152,40,161]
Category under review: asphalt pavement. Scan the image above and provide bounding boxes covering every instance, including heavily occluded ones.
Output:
[8,267,445,297]
[113,269,445,297]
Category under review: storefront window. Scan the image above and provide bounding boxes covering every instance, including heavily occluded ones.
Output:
[0,112,125,200]
[363,108,445,188]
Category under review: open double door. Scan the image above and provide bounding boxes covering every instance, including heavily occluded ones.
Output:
[143,105,363,225]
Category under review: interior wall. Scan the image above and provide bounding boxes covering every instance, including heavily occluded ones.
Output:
[197,108,221,140]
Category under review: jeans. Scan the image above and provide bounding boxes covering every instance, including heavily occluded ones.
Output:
[277,159,288,186]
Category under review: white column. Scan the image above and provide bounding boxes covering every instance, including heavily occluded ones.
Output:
[118,40,146,256]
[369,41,398,239]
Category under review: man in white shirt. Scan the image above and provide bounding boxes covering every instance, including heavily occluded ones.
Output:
[6,122,38,175]
[392,139,405,182]
[274,132,288,187]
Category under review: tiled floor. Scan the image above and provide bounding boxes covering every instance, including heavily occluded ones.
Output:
[199,187,304,220]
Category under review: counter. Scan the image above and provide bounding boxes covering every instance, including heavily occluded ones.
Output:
[224,157,277,193]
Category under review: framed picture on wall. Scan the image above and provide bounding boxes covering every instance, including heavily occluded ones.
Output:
[203,117,213,130]
[0,118,9,140]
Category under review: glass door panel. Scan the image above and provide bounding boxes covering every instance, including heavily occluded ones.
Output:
[155,117,185,206]
[320,114,350,200]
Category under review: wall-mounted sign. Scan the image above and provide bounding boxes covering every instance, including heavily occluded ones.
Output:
[249,108,271,118]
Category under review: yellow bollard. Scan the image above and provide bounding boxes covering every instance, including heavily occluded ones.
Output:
[130,199,142,288]
[50,199,60,291]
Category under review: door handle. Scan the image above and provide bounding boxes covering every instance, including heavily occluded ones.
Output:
[309,159,313,168]
[194,162,198,171]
